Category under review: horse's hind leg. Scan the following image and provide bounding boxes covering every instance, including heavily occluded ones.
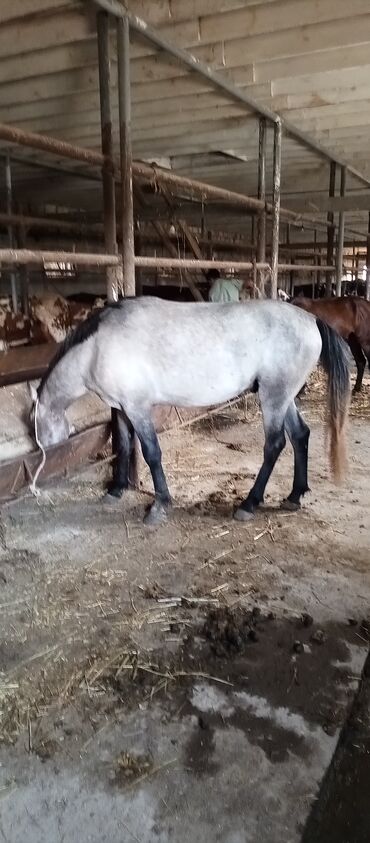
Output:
[348,334,366,393]
[234,397,287,522]
[126,410,172,526]
[280,402,310,512]
[105,408,134,499]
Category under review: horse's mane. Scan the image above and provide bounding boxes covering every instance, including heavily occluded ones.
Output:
[37,301,124,397]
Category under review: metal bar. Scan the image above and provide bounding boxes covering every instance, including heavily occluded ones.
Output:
[278,263,334,273]
[135,256,334,273]
[257,118,266,296]
[0,211,104,237]
[17,221,30,317]
[135,256,270,271]
[0,122,105,167]
[366,213,370,302]
[5,154,18,312]
[271,119,282,299]
[313,229,318,299]
[0,120,358,239]
[336,166,346,298]
[97,9,118,303]
[117,16,135,296]
[93,0,370,188]
[0,249,120,266]
[326,161,337,296]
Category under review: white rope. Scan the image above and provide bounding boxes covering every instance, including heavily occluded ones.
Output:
[29,397,49,501]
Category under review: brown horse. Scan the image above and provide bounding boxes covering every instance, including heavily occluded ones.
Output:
[292,296,370,392]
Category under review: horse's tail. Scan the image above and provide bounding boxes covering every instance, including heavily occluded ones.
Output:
[316,317,350,482]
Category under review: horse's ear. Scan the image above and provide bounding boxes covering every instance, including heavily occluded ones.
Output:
[28,382,38,403]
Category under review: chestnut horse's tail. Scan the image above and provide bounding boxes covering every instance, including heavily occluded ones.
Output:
[316,318,350,482]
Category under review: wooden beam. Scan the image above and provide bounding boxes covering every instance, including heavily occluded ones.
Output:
[0,423,110,503]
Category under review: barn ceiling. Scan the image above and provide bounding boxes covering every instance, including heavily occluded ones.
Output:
[0,0,370,236]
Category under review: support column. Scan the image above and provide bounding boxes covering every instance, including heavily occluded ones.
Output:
[117,14,138,484]
[326,160,336,296]
[97,10,120,302]
[336,166,346,298]
[5,154,18,312]
[257,118,266,296]
[18,220,29,316]
[117,15,135,297]
[271,118,282,300]
[366,212,370,301]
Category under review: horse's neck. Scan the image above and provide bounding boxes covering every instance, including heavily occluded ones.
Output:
[41,347,87,412]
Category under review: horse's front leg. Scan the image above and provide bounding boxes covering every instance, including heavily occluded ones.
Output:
[104,408,134,500]
[126,409,172,526]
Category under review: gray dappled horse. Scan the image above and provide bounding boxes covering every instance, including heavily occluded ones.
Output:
[30,297,350,526]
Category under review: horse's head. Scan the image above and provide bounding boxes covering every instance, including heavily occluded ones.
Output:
[29,384,71,449]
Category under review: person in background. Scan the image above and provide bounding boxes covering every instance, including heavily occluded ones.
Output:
[207,268,245,303]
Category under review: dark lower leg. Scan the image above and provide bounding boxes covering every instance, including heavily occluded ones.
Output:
[283,406,310,508]
[106,409,134,498]
[129,415,171,523]
[235,427,286,518]
[348,335,366,392]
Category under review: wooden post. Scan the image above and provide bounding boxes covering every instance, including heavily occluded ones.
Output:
[117,14,138,484]
[271,119,282,300]
[5,154,18,312]
[257,118,266,296]
[366,212,370,301]
[97,10,120,302]
[326,160,336,296]
[336,166,346,298]
[117,15,135,297]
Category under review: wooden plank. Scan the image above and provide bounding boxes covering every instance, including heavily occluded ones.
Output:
[273,64,370,97]
[2,84,271,132]
[0,9,94,60]
[0,344,57,387]
[0,422,110,502]
[0,0,74,24]
[201,0,370,44]
[255,43,370,84]
[225,16,370,67]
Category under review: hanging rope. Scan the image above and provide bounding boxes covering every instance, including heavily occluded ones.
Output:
[29,397,49,500]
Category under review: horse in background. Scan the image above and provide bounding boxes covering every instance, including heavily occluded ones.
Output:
[292,296,370,392]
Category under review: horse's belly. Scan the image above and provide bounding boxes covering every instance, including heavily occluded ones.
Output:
[156,370,250,407]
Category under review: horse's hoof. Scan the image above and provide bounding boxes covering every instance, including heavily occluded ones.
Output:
[280,498,301,512]
[144,502,169,527]
[234,507,255,522]
[102,491,122,505]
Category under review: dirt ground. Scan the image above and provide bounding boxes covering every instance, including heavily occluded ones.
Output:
[0,371,369,842]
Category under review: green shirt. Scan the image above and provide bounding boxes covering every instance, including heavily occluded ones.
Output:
[209,277,244,303]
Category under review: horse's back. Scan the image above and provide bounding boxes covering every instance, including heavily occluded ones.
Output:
[89,297,321,409]
[292,296,358,340]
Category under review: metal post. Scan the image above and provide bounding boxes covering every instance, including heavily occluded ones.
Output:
[5,155,17,312]
[18,221,29,316]
[257,118,266,296]
[97,10,119,302]
[366,212,370,301]
[117,15,135,296]
[326,161,336,296]
[313,228,318,298]
[336,166,346,298]
[271,119,282,299]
